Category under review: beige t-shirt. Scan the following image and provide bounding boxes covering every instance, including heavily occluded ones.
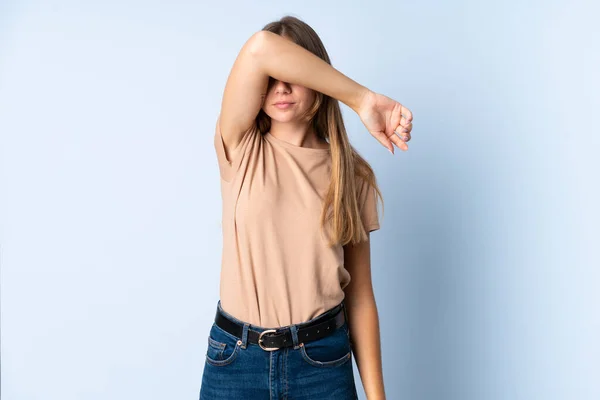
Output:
[213,117,380,328]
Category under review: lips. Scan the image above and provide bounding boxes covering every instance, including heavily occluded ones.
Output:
[273,101,295,110]
[274,102,294,105]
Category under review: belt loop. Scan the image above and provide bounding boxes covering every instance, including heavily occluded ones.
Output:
[289,324,300,349]
[241,323,249,349]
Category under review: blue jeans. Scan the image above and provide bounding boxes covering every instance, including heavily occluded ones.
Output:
[199,300,359,399]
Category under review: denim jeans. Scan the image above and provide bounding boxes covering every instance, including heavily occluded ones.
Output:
[199,300,359,399]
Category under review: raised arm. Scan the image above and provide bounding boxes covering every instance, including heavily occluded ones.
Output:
[253,31,413,153]
[219,29,370,159]
[219,30,413,158]
[218,32,270,161]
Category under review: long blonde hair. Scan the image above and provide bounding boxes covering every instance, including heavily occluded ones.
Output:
[257,15,384,247]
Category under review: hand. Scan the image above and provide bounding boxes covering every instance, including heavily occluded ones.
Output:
[357,90,413,154]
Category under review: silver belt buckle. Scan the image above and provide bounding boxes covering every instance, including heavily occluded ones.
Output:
[258,329,279,351]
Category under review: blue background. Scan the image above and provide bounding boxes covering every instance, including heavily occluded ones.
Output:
[1,1,598,399]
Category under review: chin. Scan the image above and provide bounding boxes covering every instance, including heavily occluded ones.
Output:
[267,113,296,123]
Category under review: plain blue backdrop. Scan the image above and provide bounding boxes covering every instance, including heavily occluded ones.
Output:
[1,1,598,399]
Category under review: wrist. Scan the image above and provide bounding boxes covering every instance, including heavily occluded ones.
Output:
[351,87,374,115]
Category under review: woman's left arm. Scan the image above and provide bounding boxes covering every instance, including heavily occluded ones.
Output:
[343,233,386,400]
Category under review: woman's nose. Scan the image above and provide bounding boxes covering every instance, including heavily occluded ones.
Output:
[273,80,291,93]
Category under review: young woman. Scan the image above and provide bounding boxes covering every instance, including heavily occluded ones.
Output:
[200,16,413,400]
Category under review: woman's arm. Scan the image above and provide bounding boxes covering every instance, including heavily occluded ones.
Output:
[253,31,412,153]
[343,234,387,400]
[253,30,369,114]
[218,33,270,162]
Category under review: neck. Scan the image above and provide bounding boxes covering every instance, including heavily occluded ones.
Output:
[269,121,328,150]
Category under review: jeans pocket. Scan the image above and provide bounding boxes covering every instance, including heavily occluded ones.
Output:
[299,322,352,368]
[205,323,241,367]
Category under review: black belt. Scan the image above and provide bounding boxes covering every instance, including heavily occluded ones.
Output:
[214,303,346,351]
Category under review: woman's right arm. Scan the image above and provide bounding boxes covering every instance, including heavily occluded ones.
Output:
[220,30,412,156]
[218,32,270,162]
[219,29,368,157]
[253,31,412,152]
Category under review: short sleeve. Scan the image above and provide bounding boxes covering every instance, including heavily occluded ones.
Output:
[358,179,380,233]
[214,115,259,182]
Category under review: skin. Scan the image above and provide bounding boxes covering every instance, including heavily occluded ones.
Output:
[218,30,414,400]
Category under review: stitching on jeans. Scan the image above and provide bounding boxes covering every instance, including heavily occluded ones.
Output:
[300,344,352,367]
[208,336,226,348]
[205,341,240,367]
[299,329,353,368]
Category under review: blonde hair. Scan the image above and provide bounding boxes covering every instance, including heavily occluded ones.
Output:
[256,15,384,247]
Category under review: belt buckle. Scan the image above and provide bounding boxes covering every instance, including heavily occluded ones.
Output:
[258,329,279,351]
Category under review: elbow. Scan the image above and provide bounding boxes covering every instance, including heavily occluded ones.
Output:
[245,30,270,58]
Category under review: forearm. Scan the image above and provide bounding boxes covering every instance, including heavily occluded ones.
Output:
[251,30,370,113]
[346,292,386,399]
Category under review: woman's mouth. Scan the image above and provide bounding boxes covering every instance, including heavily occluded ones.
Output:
[274,102,294,109]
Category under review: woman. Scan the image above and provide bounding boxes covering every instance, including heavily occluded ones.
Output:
[200,16,413,400]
